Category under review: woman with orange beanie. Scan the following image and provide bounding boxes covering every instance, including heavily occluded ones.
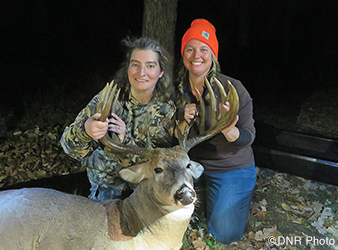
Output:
[176,19,256,244]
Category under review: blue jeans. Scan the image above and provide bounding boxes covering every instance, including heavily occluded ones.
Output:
[88,184,120,201]
[88,183,133,201]
[203,163,256,244]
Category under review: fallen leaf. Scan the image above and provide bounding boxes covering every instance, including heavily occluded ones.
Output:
[257,211,269,217]
[192,238,206,249]
[281,203,291,211]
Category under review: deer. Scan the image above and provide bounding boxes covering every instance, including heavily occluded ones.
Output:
[0,77,238,250]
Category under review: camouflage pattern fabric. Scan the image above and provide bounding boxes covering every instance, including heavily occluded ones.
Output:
[60,89,176,200]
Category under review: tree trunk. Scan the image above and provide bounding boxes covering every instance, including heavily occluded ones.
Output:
[142,0,178,60]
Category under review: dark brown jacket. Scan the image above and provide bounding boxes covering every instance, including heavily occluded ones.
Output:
[177,73,255,172]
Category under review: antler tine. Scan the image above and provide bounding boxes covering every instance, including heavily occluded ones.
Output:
[190,77,223,135]
[204,77,218,129]
[97,80,149,155]
[182,77,239,152]
[176,120,190,152]
[98,81,118,122]
[192,86,205,133]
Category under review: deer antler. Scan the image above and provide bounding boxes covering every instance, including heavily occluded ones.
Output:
[177,76,239,152]
[97,81,150,156]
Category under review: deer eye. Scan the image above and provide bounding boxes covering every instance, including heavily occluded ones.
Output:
[154,168,163,174]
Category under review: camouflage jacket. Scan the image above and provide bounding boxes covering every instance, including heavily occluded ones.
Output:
[60,89,176,196]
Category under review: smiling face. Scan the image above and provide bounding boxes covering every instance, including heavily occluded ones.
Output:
[183,39,213,78]
[128,49,164,100]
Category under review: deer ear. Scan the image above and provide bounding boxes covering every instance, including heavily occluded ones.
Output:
[189,161,204,179]
[119,162,151,184]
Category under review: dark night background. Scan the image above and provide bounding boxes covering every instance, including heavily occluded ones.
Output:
[1,0,338,134]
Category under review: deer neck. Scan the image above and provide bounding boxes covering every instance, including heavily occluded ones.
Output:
[106,181,177,240]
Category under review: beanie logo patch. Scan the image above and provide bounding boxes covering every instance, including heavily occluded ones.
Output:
[201,30,210,40]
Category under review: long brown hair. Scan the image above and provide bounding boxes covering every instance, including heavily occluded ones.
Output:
[114,37,174,102]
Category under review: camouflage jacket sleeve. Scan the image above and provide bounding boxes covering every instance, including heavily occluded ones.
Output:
[60,94,101,160]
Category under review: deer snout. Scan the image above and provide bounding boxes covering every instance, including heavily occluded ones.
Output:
[174,184,196,206]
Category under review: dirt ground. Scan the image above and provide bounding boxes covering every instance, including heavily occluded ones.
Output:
[182,167,338,250]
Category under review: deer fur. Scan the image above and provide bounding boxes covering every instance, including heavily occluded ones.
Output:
[0,147,203,250]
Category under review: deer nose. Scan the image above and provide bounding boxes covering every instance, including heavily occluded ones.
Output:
[174,184,196,206]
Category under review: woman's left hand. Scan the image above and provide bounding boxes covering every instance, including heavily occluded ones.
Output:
[108,113,126,142]
[219,102,240,142]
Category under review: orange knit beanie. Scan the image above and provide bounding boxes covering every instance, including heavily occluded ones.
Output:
[181,19,219,59]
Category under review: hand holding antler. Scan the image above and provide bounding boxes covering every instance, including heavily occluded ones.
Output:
[85,113,109,140]
[184,103,198,124]
[96,81,148,155]
[218,102,239,142]
[85,113,126,142]
[108,113,126,142]
[177,77,239,152]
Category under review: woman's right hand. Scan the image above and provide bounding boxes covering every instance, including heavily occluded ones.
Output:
[184,103,198,124]
[85,113,109,140]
